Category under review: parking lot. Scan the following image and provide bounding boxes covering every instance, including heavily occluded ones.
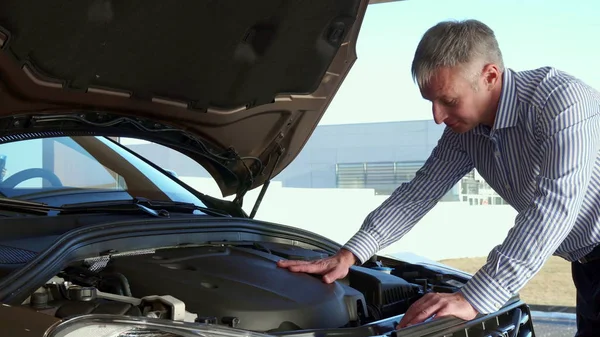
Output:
[532,312,577,337]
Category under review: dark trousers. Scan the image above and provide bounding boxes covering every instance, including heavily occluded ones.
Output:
[572,246,600,337]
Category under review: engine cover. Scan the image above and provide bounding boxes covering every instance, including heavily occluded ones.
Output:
[105,245,366,331]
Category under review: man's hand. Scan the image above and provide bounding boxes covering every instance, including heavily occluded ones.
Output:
[397,292,478,329]
[276,248,357,284]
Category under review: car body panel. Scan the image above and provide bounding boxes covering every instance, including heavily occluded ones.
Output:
[0,0,368,198]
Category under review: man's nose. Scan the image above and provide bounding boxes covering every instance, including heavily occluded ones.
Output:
[432,104,447,124]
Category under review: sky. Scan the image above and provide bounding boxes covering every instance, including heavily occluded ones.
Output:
[320,0,600,125]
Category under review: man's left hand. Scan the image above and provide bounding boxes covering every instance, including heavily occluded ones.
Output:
[397,292,478,329]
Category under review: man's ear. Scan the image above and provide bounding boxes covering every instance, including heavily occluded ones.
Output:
[482,64,501,90]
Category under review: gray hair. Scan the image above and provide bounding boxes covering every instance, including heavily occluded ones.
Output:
[411,19,504,88]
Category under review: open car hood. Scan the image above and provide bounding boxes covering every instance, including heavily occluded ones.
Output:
[0,0,369,200]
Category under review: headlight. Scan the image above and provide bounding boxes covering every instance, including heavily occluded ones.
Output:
[44,314,273,337]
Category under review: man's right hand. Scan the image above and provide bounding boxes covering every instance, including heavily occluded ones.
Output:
[276,248,358,284]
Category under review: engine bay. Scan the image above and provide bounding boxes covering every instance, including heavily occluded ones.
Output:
[21,241,467,332]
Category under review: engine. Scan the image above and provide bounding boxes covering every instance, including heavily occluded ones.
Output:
[22,242,450,332]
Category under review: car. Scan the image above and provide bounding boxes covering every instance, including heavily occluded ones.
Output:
[0,1,536,336]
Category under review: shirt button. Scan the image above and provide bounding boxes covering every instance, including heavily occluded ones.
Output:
[494,151,500,158]
[494,303,501,310]
[505,184,511,190]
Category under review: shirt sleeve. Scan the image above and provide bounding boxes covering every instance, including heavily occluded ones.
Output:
[343,127,475,263]
[460,81,600,314]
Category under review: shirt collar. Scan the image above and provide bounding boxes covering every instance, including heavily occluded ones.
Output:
[491,68,519,130]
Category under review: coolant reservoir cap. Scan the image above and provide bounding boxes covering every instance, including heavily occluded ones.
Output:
[67,285,98,301]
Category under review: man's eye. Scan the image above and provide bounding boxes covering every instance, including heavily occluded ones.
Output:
[442,99,457,106]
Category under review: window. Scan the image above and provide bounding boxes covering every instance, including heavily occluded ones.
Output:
[0,138,123,191]
[395,162,422,184]
[53,138,125,189]
[366,162,396,191]
[0,136,207,206]
[335,163,365,189]
[336,161,426,195]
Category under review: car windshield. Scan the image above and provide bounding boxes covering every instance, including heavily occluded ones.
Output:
[0,136,207,208]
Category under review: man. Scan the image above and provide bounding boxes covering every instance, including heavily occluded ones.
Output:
[278,19,600,336]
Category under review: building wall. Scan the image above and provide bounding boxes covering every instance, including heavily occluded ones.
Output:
[127,120,445,177]
[274,120,445,188]
[124,120,505,205]
[124,120,468,199]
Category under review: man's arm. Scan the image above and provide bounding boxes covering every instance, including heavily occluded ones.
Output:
[343,126,475,264]
[277,126,474,283]
[460,82,600,314]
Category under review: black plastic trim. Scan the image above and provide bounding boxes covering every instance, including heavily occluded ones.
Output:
[0,217,342,304]
[268,299,532,337]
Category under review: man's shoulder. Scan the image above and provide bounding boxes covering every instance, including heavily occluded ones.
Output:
[512,66,575,85]
[511,66,596,108]
[512,67,600,134]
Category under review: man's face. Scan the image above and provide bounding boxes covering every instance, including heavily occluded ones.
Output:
[420,65,490,133]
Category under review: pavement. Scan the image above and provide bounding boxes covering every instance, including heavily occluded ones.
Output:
[531,311,577,337]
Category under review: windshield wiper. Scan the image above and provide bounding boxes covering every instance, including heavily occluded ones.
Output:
[0,197,57,216]
[58,197,230,218]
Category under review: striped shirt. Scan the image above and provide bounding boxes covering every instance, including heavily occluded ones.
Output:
[343,66,600,314]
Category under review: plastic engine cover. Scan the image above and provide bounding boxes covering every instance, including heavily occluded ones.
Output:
[106,245,366,331]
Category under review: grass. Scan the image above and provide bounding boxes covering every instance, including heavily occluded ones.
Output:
[438,256,576,307]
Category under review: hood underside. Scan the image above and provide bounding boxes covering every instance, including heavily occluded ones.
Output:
[0,0,369,198]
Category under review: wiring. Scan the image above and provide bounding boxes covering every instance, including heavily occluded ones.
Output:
[28,113,265,186]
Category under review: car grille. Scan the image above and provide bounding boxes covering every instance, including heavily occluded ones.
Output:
[0,245,37,264]
[383,287,415,304]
